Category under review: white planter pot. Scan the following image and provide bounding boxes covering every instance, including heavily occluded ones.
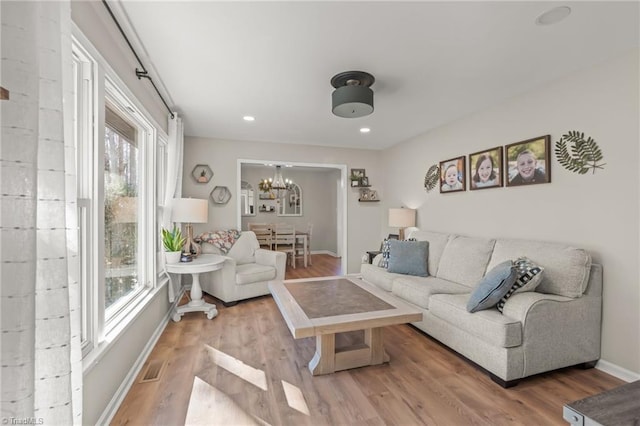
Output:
[165,251,182,264]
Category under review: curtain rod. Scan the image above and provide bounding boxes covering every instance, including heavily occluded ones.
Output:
[102,0,175,119]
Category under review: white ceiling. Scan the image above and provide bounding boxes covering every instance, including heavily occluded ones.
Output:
[116,1,639,150]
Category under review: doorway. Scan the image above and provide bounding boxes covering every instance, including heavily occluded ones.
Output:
[236,159,348,276]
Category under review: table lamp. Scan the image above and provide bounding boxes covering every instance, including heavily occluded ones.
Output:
[172,198,208,256]
[388,208,416,240]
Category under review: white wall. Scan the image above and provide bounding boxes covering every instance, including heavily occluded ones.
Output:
[240,165,340,253]
[380,49,640,375]
[182,137,383,272]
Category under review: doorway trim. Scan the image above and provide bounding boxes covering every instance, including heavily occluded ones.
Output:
[236,159,348,274]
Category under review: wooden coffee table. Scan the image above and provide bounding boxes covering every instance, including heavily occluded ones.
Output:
[269,276,423,375]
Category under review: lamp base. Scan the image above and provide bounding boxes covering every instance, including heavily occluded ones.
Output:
[399,228,406,241]
[183,223,202,257]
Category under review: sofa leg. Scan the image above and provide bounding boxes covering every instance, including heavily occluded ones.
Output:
[578,360,598,369]
[222,300,238,308]
[489,373,519,388]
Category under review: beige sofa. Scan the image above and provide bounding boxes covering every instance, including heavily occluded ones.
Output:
[360,230,602,387]
[200,231,286,305]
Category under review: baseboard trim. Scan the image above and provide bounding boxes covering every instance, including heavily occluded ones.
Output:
[596,359,640,382]
[311,250,338,257]
[96,288,184,425]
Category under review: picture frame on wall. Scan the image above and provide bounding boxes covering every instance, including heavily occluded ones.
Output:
[469,146,503,190]
[505,135,551,187]
[439,156,466,193]
[350,168,366,180]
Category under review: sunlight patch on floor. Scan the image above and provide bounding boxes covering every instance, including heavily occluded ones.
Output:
[281,380,310,415]
[185,376,269,425]
[204,344,268,391]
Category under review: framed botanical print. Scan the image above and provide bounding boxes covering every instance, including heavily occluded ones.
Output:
[469,146,503,190]
[439,156,466,193]
[505,135,551,187]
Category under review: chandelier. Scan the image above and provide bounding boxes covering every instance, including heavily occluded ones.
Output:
[259,165,293,195]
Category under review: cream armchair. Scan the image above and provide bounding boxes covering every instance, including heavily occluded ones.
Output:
[199,231,286,306]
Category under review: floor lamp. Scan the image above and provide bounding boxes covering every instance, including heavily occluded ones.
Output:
[172,198,209,256]
[388,208,416,240]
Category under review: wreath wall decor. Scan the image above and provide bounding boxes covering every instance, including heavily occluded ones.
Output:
[555,131,606,175]
[424,164,440,192]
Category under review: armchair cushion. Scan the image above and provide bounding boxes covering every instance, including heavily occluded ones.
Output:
[236,263,277,285]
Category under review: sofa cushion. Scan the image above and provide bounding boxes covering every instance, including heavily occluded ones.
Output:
[408,230,452,276]
[392,276,470,309]
[227,231,259,265]
[235,263,276,285]
[437,235,496,288]
[487,239,591,298]
[430,293,523,348]
[496,257,544,313]
[387,239,429,277]
[467,260,517,313]
[360,263,406,292]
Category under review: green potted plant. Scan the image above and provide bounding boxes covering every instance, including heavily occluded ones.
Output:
[162,225,186,264]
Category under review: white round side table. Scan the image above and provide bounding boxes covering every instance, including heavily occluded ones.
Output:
[165,254,225,321]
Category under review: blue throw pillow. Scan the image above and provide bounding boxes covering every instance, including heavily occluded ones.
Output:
[386,239,429,277]
[466,260,517,313]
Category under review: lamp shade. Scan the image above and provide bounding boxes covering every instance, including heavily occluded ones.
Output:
[388,208,416,228]
[172,198,208,223]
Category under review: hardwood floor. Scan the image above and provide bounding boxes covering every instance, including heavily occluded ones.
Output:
[284,253,342,280]
[111,257,623,425]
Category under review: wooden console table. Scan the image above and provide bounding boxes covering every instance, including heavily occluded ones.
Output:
[563,380,640,425]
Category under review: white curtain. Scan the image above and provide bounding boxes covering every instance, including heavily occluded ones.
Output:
[1,2,82,424]
[162,113,184,302]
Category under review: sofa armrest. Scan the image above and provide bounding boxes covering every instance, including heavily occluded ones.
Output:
[502,291,602,376]
[501,292,572,322]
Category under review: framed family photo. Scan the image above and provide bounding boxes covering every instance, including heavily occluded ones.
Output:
[468,146,503,190]
[439,156,466,193]
[505,135,551,187]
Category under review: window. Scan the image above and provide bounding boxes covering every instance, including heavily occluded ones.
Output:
[103,103,142,315]
[72,33,167,361]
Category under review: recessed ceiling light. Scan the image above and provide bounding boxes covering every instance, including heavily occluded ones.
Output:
[243,116,255,121]
[535,6,571,26]
[360,127,371,133]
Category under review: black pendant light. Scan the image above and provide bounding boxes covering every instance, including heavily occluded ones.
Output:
[330,71,375,118]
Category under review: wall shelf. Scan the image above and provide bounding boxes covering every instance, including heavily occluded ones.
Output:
[358,199,380,202]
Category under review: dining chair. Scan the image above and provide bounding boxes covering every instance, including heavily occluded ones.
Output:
[250,223,273,249]
[295,223,312,266]
[274,223,296,268]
